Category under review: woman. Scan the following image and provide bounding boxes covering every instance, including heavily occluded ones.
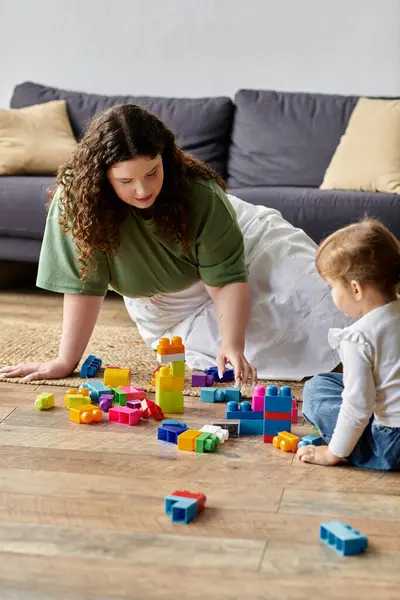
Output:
[0,104,347,384]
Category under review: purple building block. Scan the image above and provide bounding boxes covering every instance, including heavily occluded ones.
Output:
[99,394,113,412]
[127,399,142,410]
[204,366,235,383]
[192,373,214,387]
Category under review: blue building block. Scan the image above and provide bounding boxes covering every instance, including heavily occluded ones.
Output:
[200,388,226,403]
[320,522,368,556]
[80,354,102,378]
[204,366,235,383]
[162,419,187,428]
[80,381,112,403]
[298,434,323,448]
[165,495,199,523]
[264,387,292,412]
[224,387,241,402]
[227,410,263,421]
[279,386,292,397]
[237,420,264,435]
[263,419,291,435]
[158,425,188,444]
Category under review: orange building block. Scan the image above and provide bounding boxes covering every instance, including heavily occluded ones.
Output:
[177,429,202,451]
[69,405,102,424]
[156,336,185,356]
[272,431,300,452]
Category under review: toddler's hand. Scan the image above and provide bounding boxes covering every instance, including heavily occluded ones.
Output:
[0,358,74,382]
[216,345,257,390]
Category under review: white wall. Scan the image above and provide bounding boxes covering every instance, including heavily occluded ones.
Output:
[1,0,399,107]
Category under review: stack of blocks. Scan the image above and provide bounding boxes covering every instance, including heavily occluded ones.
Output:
[225,384,293,439]
[262,385,292,443]
[165,490,206,524]
[155,337,185,414]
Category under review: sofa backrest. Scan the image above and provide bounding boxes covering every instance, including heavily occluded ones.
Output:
[11,81,234,178]
[227,89,358,188]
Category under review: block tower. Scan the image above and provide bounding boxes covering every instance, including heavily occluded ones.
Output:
[155,336,185,413]
[263,385,292,443]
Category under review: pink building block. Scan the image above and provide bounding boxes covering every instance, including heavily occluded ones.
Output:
[109,406,142,426]
[291,398,298,424]
[252,385,265,412]
[119,386,147,400]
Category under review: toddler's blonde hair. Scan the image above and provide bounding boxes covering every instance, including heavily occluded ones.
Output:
[316,218,400,294]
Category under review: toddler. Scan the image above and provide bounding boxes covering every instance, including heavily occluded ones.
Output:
[298,218,400,470]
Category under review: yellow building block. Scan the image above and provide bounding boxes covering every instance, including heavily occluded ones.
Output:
[69,405,102,424]
[156,366,184,393]
[177,429,202,451]
[64,388,91,409]
[104,367,131,387]
[35,392,55,410]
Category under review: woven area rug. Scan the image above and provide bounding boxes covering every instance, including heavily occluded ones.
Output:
[0,317,303,399]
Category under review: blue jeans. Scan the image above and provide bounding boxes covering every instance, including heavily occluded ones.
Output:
[302,372,400,471]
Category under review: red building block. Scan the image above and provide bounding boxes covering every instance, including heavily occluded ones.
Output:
[263,435,274,443]
[172,490,207,512]
[264,411,292,420]
[141,399,164,421]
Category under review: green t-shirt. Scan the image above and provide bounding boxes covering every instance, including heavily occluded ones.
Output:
[36,177,247,297]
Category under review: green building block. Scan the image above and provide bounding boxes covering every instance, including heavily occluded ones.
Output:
[112,388,127,406]
[171,361,185,377]
[35,392,55,411]
[204,434,219,452]
[156,389,184,414]
[196,432,211,453]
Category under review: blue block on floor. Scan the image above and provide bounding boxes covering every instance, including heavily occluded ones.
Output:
[200,388,226,403]
[158,425,188,444]
[264,396,292,413]
[80,354,102,378]
[263,419,291,436]
[165,495,199,524]
[162,419,187,428]
[224,387,241,402]
[238,420,264,435]
[320,522,368,556]
[204,366,235,383]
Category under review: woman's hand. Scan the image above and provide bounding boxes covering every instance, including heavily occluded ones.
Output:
[216,344,257,389]
[0,357,74,382]
[297,444,342,466]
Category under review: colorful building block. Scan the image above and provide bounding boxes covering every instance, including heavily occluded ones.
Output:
[119,386,146,400]
[156,389,184,414]
[162,419,187,428]
[212,420,240,437]
[264,419,292,436]
[108,406,142,426]
[192,373,214,387]
[141,399,164,421]
[272,431,300,452]
[98,394,113,412]
[164,495,199,523]
[200,424,229,442]
[126,399,142,410]
[200,387,241,403]
[172,490,206,512]
[103,366,131,387]
[320,522,368,556]
[298,434,323,448]
[264,385,292,413]
[69,405,102,424]
[112,388,127,406]
[196,432,219,453]
[252,385,266,412]
[238,420,264,435]
[158,424,188,444]
[177,429,202,451]
[64,392,91,409]
[80,354,102,378]
[226,400,264,435]
[80,381,112,404]
[157,336,185,356]
[291,398,298,425]
[171,361,185,377]
[35,392,55,411]
[204,366,234,383]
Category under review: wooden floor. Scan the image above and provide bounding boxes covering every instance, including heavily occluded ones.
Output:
[0,291,400,599]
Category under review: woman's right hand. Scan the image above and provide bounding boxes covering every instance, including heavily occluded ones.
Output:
[0,357,74,382]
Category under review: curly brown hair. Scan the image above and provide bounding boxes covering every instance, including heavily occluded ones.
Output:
[53,104,226,282]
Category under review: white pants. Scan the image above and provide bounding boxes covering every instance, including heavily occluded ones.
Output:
[124,195,348,380]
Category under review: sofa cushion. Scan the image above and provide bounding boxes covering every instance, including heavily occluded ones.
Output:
[229,186,400,243]
[11,82,234,177]
[228,89,358,188]
[0,176,54,240]
[0,100,77,175]
[321,97,400,195]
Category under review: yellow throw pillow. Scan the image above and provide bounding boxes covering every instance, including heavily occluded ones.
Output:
[320,97,400,195]
[0,100,77,175]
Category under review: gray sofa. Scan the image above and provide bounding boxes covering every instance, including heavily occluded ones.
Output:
[1,81,399,264]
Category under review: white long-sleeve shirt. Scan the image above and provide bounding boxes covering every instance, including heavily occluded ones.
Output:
[328,298,400,458]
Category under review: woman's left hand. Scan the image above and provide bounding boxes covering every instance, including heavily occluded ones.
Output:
[216,344,257,389]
